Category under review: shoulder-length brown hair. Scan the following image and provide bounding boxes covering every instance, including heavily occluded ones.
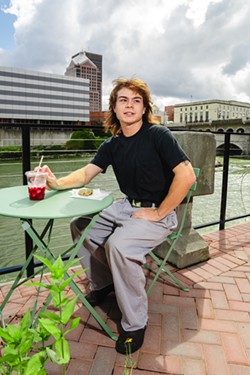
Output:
[103,77,155,136]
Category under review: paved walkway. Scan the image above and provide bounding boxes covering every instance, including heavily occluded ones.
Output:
[0,222,250,375]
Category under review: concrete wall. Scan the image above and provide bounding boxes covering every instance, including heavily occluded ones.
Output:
[173,131,216,196]
[0,128,72,147]
[154,132,216,268]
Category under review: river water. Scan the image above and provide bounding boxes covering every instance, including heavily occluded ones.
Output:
[0,156,249,283]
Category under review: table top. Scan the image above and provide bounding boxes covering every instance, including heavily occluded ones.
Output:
[0,186,113,219]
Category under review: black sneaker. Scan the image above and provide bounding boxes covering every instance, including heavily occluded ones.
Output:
[85,284,114,306]
[115,325,147,354]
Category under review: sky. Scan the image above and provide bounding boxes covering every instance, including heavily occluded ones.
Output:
[0,0,250,110]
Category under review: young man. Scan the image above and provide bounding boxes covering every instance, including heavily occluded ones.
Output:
[39,78,196,354]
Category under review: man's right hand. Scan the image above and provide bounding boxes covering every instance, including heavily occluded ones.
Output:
[34,163,103,191]
[34,165,59,190]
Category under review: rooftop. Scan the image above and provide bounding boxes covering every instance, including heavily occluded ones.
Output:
[1,221,250,374]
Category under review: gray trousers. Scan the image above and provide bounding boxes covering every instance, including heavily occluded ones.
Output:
[70,198,177,331]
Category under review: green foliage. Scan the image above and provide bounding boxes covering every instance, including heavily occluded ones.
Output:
[0,146,21,152]
[0,146,22,159]
[65,129,106,151]
[0,255,84,375]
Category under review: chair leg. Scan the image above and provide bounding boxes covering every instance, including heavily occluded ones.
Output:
[146,167,200,295]
[146,250,189,295]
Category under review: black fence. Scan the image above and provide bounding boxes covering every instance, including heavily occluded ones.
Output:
[0,123,249,277]
[193,130,250,231]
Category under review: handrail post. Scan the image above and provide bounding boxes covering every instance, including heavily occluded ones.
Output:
[21,125,31,182]
[219,132,230,230]
[21,125,34,276]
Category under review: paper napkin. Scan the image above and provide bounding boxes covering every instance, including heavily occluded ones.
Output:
[70,188,111,200]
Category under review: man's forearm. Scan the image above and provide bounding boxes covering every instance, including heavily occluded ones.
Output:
[157,166,196,219]
[157,184,190,219]
[55,169,87,190]
[45,163,102,191]
[47,169,89,190]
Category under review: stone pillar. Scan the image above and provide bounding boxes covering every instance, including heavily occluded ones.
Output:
[154,131,216,268]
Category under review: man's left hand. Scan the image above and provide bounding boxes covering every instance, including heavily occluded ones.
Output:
[131,208,161,222]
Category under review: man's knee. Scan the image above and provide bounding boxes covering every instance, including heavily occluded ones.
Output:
[70,216,92,232]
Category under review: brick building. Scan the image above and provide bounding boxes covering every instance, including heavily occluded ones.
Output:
[65,51,102,113]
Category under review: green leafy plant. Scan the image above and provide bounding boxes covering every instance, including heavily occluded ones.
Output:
[0,255,84,374]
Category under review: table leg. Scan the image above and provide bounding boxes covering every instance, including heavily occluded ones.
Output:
[21,217,118,341]
[0,219,54,326]
[0,243,38,325]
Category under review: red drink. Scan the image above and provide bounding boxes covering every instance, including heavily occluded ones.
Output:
[25,170,47,200]
[25,171,48,201]
[28,186,46,200]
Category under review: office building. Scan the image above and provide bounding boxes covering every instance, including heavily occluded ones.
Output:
[174,99,250,124]
[65,51,102,113]
[0,66,89,124]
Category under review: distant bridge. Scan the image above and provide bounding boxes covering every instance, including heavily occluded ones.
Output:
[169,119,250,155]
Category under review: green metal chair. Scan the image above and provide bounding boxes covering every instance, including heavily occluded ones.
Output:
[145,167,200,295]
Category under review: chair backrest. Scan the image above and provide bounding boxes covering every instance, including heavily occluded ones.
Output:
[190,167,200,193]
[172,167,200,236]
[146,167,201,295]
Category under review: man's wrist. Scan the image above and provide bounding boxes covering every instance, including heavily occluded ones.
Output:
[156,209,163,220]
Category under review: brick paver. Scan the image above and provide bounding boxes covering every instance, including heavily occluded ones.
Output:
[0,221,250,374]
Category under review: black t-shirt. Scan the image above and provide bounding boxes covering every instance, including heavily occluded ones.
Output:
[91,123,189,205]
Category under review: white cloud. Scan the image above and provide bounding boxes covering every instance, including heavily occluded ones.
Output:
[185,0,222,27]
[5,0,43,28]
[1,0,250,109]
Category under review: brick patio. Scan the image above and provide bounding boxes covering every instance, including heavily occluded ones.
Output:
[1,221,250,375]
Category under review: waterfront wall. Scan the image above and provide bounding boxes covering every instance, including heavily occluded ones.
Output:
[0,128,72,147]
[1,128,249,156]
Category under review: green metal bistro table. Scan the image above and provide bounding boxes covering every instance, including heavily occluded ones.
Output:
[0,185,117,341]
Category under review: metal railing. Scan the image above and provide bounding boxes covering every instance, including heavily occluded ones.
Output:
[0,123,249,278]
[193,130,250,231]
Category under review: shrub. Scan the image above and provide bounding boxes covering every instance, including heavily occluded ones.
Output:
[65,129,96,151]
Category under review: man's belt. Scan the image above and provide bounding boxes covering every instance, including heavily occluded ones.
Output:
[128,198,158,208]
